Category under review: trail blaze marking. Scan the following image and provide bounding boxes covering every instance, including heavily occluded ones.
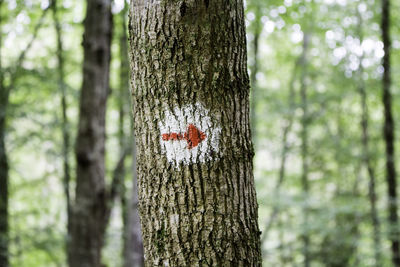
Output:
[158,102,221,166]
[162,124,206,149]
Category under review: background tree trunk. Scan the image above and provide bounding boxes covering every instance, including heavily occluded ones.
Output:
[381,0,400,265]
[117,5,145,266]
[0,4,9,263]
[67,0,112,266]
[51,0,72,243]
[123,137,144,267]
[260,57,298,250]
[0,73,9,267]
[357,10,381,266]
[300,31,311,267]
[129,0,261,266]
[0,6,49,266]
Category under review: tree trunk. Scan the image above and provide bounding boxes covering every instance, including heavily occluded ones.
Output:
[119,4,145,266]
[357,10,382,266]
[129,1,262,266]
[381,0,400,265]
[0,78,9,267]
[0,4,9,264]
[124,137,144,267]
[67,0,112,266]
[0,5,49,266]
[51,0,72,241]
[260,57,299,249]
[300,31,311,267]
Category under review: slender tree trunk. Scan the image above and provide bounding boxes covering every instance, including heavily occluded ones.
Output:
[357,11,382,266]
[260,58,299,247]
[0,2,8,265]
[381,0,400,265]
[118,5,130,265]
[117,5,145,266]
[51,0,72,242]
[277,213,285,265]
[0,54,9,267]
[300,31,311,267]
[129,1,262,265]
[124,135,144,267]
[67,0,112,266]
[0,6,49,266]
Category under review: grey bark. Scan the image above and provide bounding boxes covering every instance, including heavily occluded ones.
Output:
[129,0,262,266]
[67,0,112,266]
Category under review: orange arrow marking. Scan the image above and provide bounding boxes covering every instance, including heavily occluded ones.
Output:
[162,124,206,149]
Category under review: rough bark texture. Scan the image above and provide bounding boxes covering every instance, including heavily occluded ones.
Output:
[129,0,261,266]
[67,0,112,266]
[381,0,400,265]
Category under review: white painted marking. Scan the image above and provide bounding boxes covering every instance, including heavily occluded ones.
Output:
[158,102,221,166]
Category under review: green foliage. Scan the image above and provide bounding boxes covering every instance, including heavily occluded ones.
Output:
[248,0,400,265]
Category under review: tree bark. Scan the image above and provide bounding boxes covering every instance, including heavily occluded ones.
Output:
[67,0,112,266]
[357,10,382,266]
[381,0,400,265]
[129,1,262,266]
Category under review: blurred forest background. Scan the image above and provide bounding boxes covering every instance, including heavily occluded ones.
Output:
[1,0,400,266]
